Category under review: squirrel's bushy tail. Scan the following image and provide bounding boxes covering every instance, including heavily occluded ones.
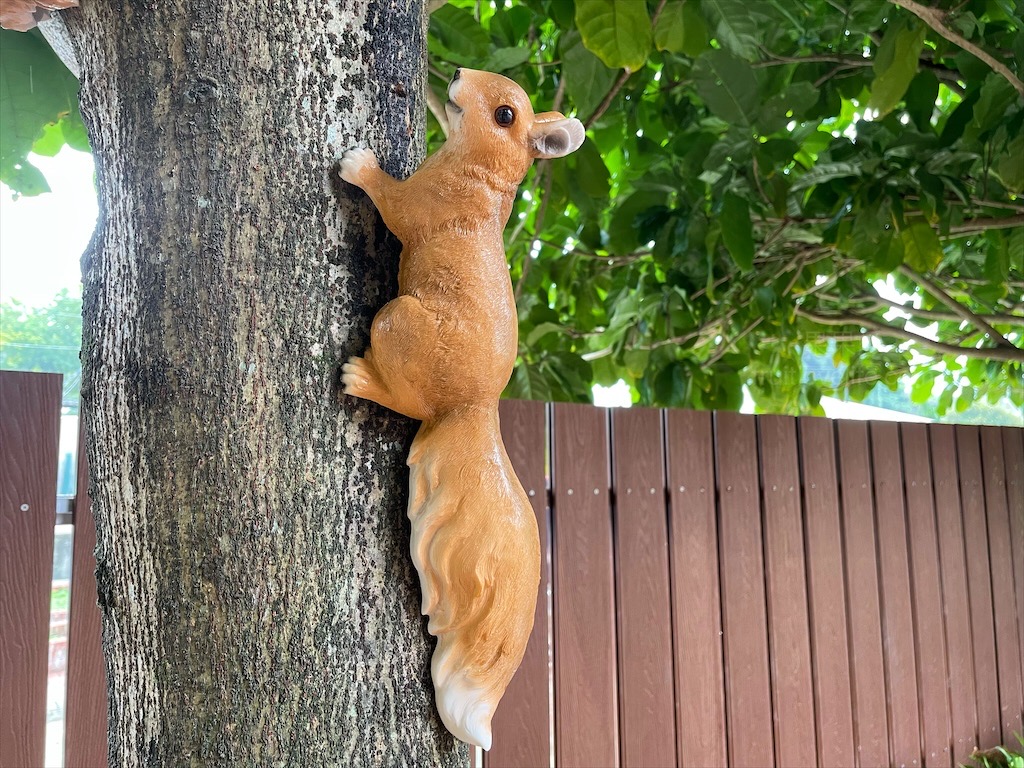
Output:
[407,407,540,750]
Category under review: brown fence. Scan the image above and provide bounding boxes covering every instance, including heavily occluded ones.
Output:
[489,400,1024,768]
[3,371,1023,767]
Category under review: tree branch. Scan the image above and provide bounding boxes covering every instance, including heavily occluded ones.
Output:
[819,292,1024,325]
[424,86,449,137]
[890,0,1024,97]
[795,307,1024,362]
[898,264,1017,348]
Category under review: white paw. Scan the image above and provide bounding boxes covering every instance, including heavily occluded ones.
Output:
[339,147,378,185]
[341,359,369,395]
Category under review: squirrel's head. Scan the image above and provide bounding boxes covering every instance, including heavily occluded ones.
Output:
[445,68,585,181]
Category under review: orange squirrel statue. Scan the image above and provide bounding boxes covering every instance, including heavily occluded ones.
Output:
[339,68,585,749]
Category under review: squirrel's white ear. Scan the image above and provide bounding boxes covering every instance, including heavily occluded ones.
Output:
[529,116,586,159]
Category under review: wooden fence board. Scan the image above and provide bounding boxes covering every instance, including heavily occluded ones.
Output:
[928,424,978,764]
[835,420,889,768]
[489,400,551,768]
[870,421,921,767]
[665,410,727,768]
[757,415,816,768]
[64,416,109,768]
[956,425,1001,749]
[1003,429,1024,700]
[901,424,952,768]
[799,416,855,768]
[980,426,1024,744]
[551,403,618,768]
[715,411,774,768]
[0,371,62,768]
[611,408,675,768]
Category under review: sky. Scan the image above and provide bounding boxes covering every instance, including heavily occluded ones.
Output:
[0,149,97,307]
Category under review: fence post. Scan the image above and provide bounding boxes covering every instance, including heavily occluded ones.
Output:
[0,371,62,768]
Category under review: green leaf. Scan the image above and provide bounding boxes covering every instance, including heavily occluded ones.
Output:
[995,132,1024,193]
[0,29,80,195]
[483,47,532,72]
[955,386,974,413]
[561,31,618,120]
[30,120,64,157]
[692,49,760,127]
[575,0,653,72]
[654,0,706,57]
[0,158,49,195]
[904,70,939,132]
[505,362,553,402]
[719,191,754,271]
[571,138,610,199]
[970,74,1017,135]
[869,19,927,116]
[911,372,938,404]
[429,5,490,65]
[608,190,665,255]
[901,222,943,272]
[790,162,862,192]
[702,0,760,60]
[754,286,776,316]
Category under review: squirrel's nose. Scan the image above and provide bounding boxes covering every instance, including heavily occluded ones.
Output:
[452,68,462,81]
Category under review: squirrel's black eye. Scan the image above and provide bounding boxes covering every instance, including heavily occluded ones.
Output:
[494,106,515,127]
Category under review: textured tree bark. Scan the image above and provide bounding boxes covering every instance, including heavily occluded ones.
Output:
[55,1,466,765]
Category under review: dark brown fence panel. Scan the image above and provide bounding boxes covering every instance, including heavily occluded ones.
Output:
[64,418,109,768]
[0,371,62,768]
[551,403,618,768]
[610,408,675,768]
[489,400,551,768]
[928,424,978,763]
[956,425,1002,749]
[901,424,953,768]
[757,415,816,768]
[715,412,774,768]
[870,421,922,766]
[980,426,1024,744]
[835,420,889,767]
[798,417,855,768]
[665,410,727,768]
[1003,428,1024,699]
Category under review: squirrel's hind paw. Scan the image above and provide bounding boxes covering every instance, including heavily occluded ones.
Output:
[341,356,384,401]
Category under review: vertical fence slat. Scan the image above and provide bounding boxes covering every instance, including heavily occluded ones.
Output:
[928,424,978,764]
[0,371,62,768]
[1002,428,1024,704]
[980,426,1024,744]
[757,415,816,768]
[64,416,109,768]
[956,425,1001,749]
[870,421,922,767]
[665,410,727,768]
[836,420,889,768]
[901,424,953,768]
[551,403,617,768]
[799,417,855,768]
[611,408,675,768]
[488,400,551,768]
[716,411,774,768]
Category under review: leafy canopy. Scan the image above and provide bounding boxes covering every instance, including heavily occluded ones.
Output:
[429,0,1023,418]
[2,0,1022,419]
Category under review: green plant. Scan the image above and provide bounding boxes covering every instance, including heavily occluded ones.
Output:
[962,734,1024,768]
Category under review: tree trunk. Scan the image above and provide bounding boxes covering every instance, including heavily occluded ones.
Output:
[57,1,465,764]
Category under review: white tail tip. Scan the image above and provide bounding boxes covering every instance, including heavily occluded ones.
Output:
[435,675,494,750]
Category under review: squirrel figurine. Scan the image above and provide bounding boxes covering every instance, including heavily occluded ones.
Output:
[339,68,585,749]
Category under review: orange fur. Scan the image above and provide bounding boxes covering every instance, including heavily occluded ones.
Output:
[339,68,584,748]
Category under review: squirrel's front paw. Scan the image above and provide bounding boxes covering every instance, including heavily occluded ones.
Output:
[339,147,379,186]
